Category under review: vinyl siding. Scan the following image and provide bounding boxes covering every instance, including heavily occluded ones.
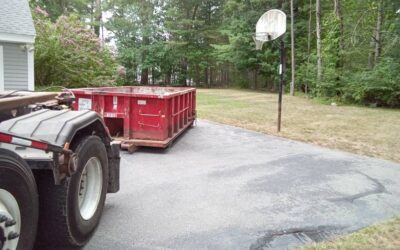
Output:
[2,43,28,90]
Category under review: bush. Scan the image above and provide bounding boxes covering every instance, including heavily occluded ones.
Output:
[33,8,117,87]
[342,58,400,107]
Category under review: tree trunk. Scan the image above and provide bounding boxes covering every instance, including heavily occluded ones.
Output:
[254,70,258,89]
[333,0,344,70]
[374,0,383,65]
[316,0,322,82]
[94,0,102,37]
[204,67,209,88]
[90,0,94,29]
[152,68,156,85]
[61,0,68,15]
[305,0,313,95]
[333,0,344,51]
[206,66,210,88]
[180,59,188,86]
[222,64,230,87]
[290,0,295,96]
[226,65,230,88]
[368,0,384,69]
[140,68,149,85]
[195,65,200,86]
[140,32,149,85]
[368,35,375,69]
[165,69,171,86]
[277,0,284,9]
[248,71,253,89]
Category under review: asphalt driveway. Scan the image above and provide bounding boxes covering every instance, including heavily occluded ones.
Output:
[85,120,400,250]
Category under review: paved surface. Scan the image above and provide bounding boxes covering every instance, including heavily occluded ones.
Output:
[86,120,400,250]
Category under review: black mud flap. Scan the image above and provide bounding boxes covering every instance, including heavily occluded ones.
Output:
[107,143,120,193]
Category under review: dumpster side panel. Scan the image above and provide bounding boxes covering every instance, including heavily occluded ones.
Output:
[130,97,168,141]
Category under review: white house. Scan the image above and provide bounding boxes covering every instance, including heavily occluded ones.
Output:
[0,0,36,91]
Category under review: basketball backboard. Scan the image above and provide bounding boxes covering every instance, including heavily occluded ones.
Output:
[254,9,287,50]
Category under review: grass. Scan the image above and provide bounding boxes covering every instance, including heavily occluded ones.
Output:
[196,88,400,163]
[301,217,400,250]
[196,88,400,249]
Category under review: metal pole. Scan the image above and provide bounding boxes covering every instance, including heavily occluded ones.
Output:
[277,39,285,132]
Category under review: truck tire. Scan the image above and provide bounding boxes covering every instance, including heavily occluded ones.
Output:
[0,148,38,250]
[35,136,109,248]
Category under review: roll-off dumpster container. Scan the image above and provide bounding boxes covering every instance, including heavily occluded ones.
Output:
[71,86,196,149]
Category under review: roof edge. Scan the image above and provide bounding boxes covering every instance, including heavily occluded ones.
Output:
[0,32,35,44]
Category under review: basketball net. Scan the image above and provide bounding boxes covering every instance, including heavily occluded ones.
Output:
[253,32,273,50]
[253,37,264,50]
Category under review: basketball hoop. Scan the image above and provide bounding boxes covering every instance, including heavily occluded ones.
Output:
[253,9,287,132]
[253,37,264,50]
[253,32,274,50]
[253,10,286,50]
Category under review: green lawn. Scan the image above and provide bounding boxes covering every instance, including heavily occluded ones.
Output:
[196,88,400,249]
[302,217,400,250]
[197,88,400,163]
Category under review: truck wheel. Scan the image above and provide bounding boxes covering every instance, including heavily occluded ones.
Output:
[35,136,109,248]
[0,148,38,250]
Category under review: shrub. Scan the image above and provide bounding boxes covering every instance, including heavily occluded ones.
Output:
[342,58,400,107]
[33,8,117,87]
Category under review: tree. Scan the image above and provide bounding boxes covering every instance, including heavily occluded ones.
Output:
[164,0,225,86]
[214,0,287,90]
[290,0,295,95]
[33,8,116,87]
[30,0,88,20]
[94,0,102,37]
[30,0,103,36]
[367,0,384,70]
[101,0,400,106]
[107,0,162,85]
[333,0,343,52]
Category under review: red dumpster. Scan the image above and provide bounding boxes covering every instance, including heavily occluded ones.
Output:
[71,86,196,149]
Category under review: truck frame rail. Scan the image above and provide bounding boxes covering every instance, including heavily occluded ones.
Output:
[0,130,76,184]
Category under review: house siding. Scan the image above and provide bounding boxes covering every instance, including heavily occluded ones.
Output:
[2,43,28,90]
